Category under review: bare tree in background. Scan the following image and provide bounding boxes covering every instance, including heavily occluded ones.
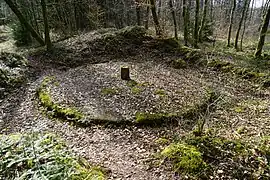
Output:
[193,0,200,48]
[150,0,162,36]
[255,2,270,57]
[41,0,52,50]
[198,0,209,42]
[227,0,236,47]
[235,0,250,50]
[169,0,178,39]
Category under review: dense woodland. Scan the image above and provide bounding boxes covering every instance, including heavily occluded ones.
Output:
[0,0,270,179]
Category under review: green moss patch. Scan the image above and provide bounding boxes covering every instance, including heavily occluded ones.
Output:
[161,143,207,174]
[101,88,120,95]
[37,77,84,121]
[135,112,176,125]
[159,134,270,179]
[0,133,106,180]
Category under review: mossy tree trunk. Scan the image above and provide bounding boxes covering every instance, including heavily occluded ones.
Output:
[227,0,236,47]
[198,0,208,42]
[150,0,162,36]
[193,0,200,48]
[41,0,52,51]
[255,5,270,57]
[169,0,178,40]
[3,0,45,46]
[234,0,249,50]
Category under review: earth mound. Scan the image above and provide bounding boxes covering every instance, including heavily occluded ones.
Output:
[36,61,213,125]
[33,26,203,68]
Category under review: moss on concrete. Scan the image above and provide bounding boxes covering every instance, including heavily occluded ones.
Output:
[37,77,84,121]
[135,89,219,125]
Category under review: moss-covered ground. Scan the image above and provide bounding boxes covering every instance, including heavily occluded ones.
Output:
[158,132,270,179]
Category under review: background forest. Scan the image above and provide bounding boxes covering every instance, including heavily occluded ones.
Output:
[0,0,269,54]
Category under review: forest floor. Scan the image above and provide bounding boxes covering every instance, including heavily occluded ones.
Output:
[1,27,270,179]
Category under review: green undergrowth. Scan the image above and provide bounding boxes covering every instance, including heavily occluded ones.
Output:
[135,89,219,125]
[207,59,270,87]
[36,76,84,121]
[0,133,107,180]
[0,52,28,97]
[159,133,270,179]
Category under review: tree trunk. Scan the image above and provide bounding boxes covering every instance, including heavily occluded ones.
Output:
[145,5,150,29]
[157,0,162,18]
[30,0,40,35]
[183,0,189,46]
[227,0,236,47]
[169,0,178,39]
[41,0,52,51]
[240,0,251,51]
[193,0,200,48]
[135,0,141,26]
[198,0,209,42]
[3,0,45,46]
[150,0,162,36]
[255,5,270,57]
[235,0,249,50]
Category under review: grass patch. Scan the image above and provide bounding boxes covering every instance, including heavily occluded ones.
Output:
[0,133,107,180]
[37,77,84,121]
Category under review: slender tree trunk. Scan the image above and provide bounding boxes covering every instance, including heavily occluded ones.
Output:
[255,5,270,57]
[183,0,189,46]
[150,0,162,36]
[227,0,236,47]
[157,0,162,18]
[240,0,251,51]
[30,0,40,35]
[193,0,200,48]
[198,0,209,42]
[169,0,178,39]
[249,0,255,22]
[210,0,213,23]
[3,0,45,46]
[145,5,150,29]
[235,0,249,50]
[41,0,52,50]
[135,0,141,26]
